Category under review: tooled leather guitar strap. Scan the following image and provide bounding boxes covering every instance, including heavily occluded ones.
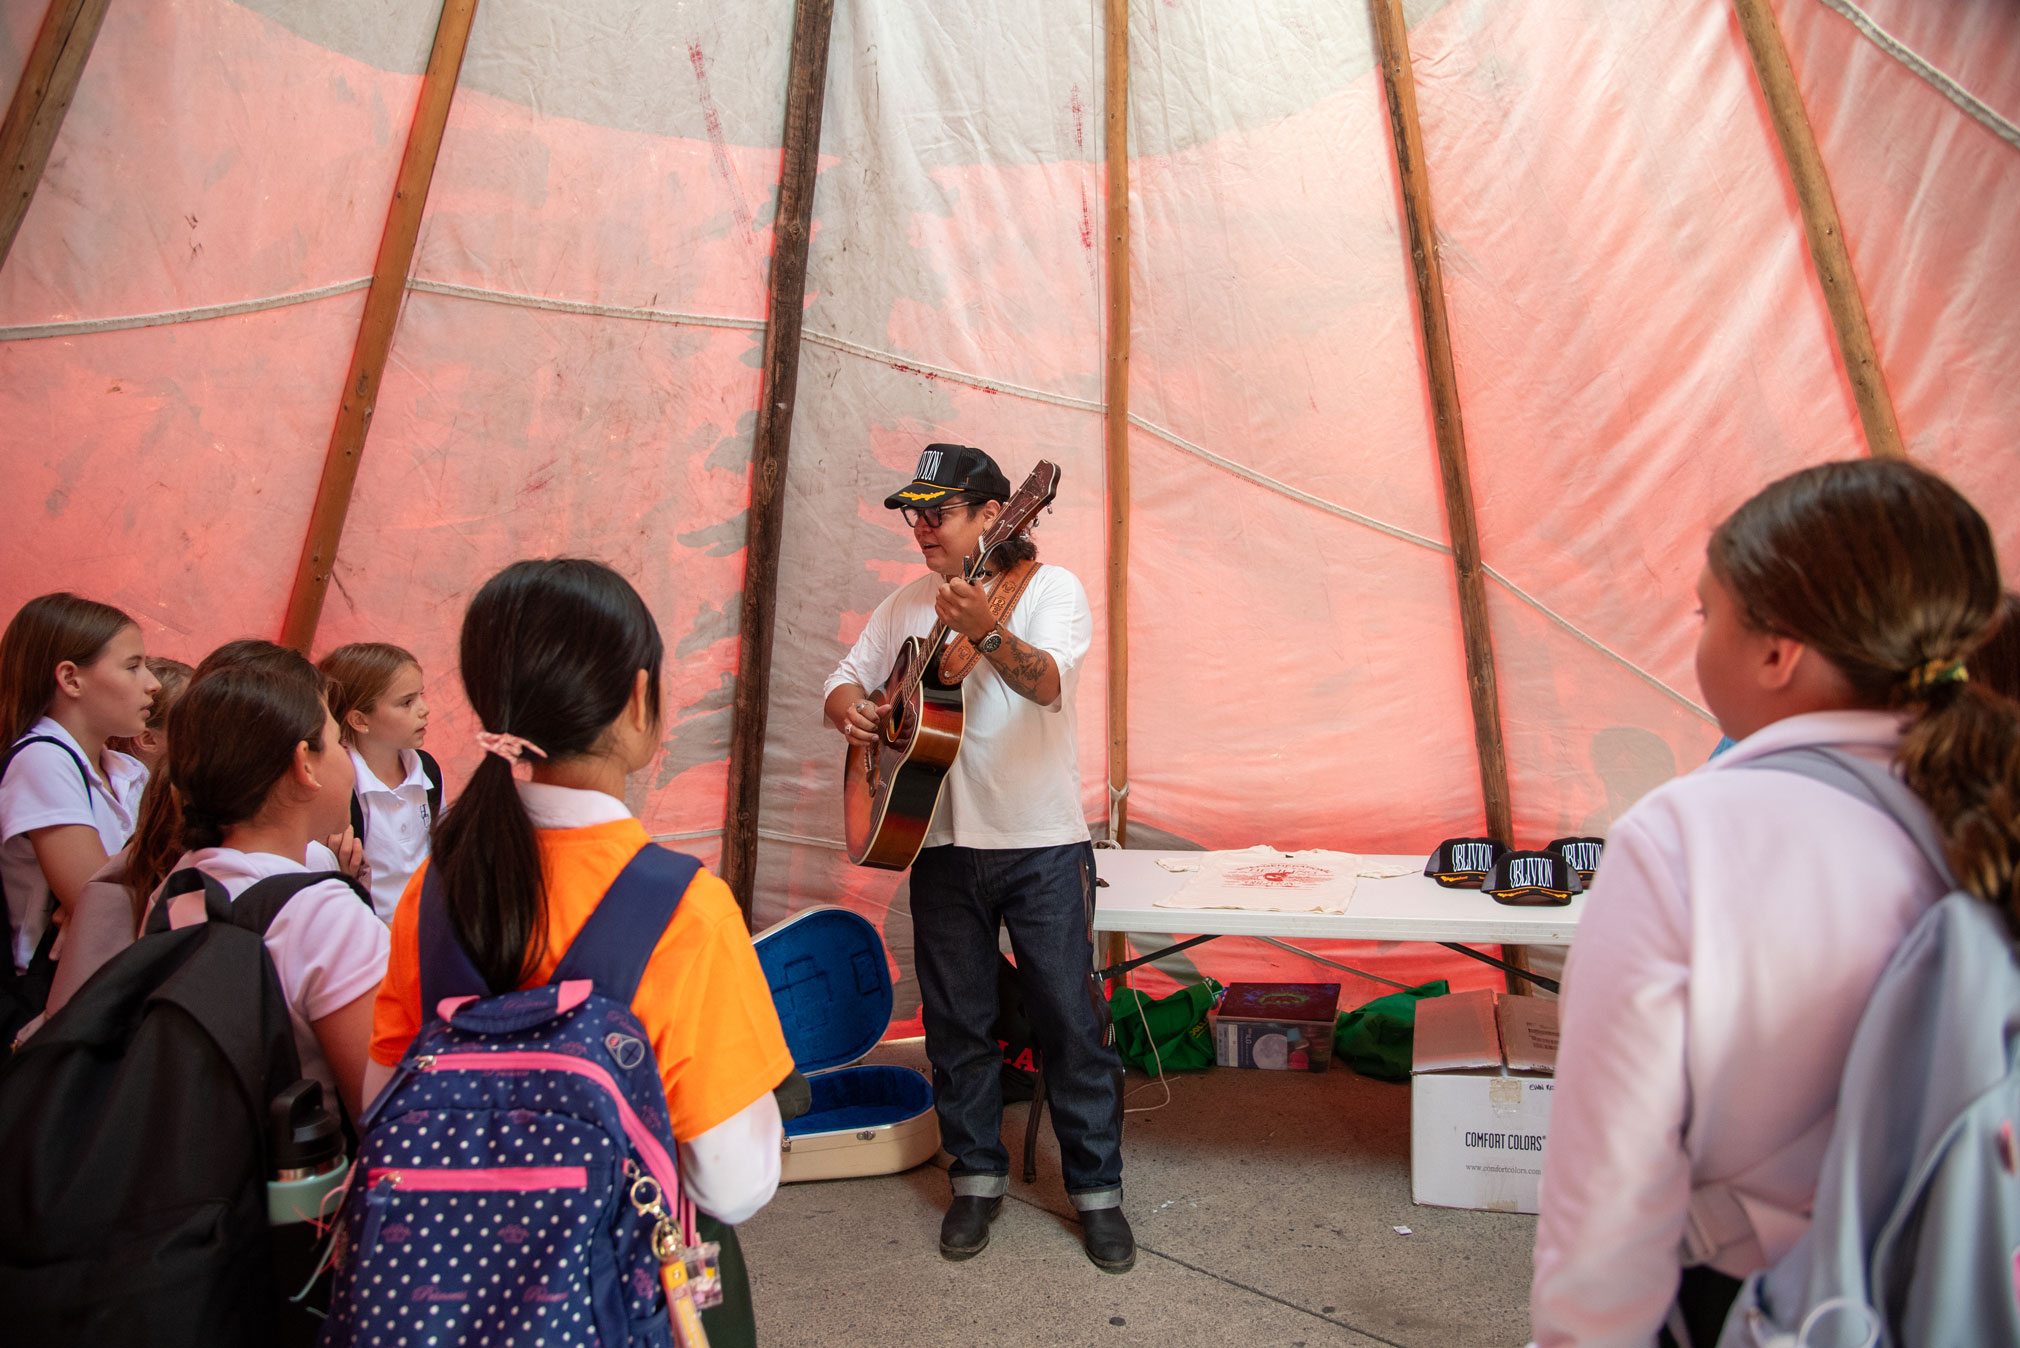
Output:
[937,557,1039,683]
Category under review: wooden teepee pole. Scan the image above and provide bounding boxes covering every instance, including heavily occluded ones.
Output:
[1730,0,1903,459]
[0,0,114,272]
[1104,0,1131,849]
[1369,0,1514,843]
[720,0,837,923]
[279,0,479,652]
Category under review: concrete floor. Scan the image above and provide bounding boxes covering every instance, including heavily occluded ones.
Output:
[740,1041,1534,1348]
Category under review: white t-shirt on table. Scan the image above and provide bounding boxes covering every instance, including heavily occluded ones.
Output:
[349,746,435,921]
[148,847,390,1105]
[825,562,1093,851]
[0,716,148,969]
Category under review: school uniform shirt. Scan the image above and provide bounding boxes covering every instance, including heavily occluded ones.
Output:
[1531,710,1950,1348]
[370,780,792,1224]
[349,745,435,921]
[149,847,391,1108]
[824,562,1094,850]
[0,716,148,970]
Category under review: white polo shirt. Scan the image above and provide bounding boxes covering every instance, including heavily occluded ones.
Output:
[149,848,390,1106]
[1531,710,1950,1347]
[349,747,436,922]
[825,563,1093,851]
[0,717,148,969]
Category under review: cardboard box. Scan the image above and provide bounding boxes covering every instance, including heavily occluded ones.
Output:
[1211,982,1339,1072]
[1410,991,1557,1214]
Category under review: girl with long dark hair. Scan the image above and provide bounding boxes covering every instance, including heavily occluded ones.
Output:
[364,559,791,1347]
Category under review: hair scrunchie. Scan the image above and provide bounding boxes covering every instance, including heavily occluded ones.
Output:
[1903,656,1970,699]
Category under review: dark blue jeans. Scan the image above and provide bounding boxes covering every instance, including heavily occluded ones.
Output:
[909,841,1123,1208]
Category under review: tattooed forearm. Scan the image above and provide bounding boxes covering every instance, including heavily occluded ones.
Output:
[985,629,1060,705]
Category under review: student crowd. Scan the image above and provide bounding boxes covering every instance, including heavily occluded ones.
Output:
[0,456,2015,1348]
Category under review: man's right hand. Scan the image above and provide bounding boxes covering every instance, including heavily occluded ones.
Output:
[839,696,883,746]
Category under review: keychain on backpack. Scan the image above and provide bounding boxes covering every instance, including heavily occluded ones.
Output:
[630,1173,714,1347]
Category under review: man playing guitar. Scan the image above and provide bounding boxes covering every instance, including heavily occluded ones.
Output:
[822,444,1132,1272]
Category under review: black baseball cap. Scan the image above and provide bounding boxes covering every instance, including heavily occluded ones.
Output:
[1424,837,1509,889]
[1544,837,1605,884]
[1482,850,1584,906]
[883,443,1011,509]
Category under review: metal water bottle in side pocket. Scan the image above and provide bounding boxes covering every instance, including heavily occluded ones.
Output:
[267,1079,347,1346]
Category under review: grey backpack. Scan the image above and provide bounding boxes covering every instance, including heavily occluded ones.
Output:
[1709,747,2020,1348]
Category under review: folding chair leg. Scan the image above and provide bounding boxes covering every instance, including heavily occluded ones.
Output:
[1022,1053,1045,1184]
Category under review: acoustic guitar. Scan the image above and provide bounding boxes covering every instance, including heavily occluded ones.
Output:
[843,461,1062,870]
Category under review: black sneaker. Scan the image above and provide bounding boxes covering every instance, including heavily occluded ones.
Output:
[1079,1206,1136,1273]
[939,1194,1003,1260]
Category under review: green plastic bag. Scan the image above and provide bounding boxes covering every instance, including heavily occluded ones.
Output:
[1109,978,1222,1074]
[1331,980,1450,1082]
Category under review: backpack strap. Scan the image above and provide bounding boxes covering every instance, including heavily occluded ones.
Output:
[144,868,236,935]
[1680,746,1958,1271]
[1735,745,1957,887]
[0,734,94,803]
[550,844,702,1005]
[417,862,493,1018]
[230,871,372,935]
[418,749,443,821]
[143,868,367,937]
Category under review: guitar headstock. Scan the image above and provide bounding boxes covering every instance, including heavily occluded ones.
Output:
[968,461,1061,577]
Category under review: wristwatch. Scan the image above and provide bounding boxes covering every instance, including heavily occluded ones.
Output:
[976,625,1005,655]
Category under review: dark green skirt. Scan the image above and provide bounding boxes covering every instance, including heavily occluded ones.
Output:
[695,1215,755,1348]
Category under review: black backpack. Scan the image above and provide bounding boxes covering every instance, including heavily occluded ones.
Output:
[347,747,442,846]
[0,735,95,1044]
[0,866,365,1347]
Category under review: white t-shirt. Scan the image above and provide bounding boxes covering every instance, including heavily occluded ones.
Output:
[825,563,1093,850]
[0,716,148,969]
[349,746,436,922]
[1531,710,1950,1347]
[149,847,390,1106]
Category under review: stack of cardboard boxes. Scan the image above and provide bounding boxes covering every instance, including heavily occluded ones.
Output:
[1410,988,1559,1214]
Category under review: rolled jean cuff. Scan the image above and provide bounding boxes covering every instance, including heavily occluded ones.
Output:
[1069,1187,1122,1212]
[951,1173,1009,1199]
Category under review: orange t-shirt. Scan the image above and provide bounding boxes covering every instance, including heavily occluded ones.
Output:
[369,820,793,1142]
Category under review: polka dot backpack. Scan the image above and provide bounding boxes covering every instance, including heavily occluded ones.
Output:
[319,845,714,1348]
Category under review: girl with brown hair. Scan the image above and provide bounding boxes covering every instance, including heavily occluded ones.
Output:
[131,641,388,1116]
[1530,459,2019,1348]
[318,642,438,921]
[0,594,162,1040]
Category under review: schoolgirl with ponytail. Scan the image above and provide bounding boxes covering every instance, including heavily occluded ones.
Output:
[133,640,388,1117]
[1532,459,2020,1348]
[364,560,792,1344]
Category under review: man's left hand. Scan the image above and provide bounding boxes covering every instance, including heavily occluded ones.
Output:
[935,575,995,641]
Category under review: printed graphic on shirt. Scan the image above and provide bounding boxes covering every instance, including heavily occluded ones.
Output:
[1223,862,1334,890]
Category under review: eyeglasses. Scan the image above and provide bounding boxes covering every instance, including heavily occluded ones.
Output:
[899,498,978,529]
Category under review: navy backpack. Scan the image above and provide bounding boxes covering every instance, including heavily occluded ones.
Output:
[320,844,712,1348]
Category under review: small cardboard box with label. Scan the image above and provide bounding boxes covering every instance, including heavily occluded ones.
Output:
[1410,988,1557,1214]
[1210,982,1340,1072]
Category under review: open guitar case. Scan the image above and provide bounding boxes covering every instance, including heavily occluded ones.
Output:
[754,905,939,1182]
